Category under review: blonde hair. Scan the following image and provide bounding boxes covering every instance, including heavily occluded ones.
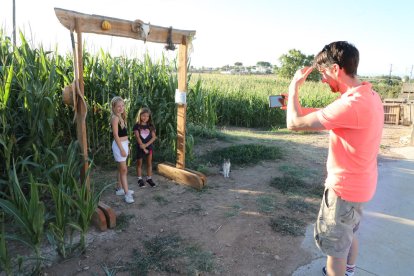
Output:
[111,96,127,128]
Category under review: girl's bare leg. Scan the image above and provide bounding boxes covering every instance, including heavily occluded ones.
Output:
[147,153,153,177]
[136,158,143,177]
[117,171,122,189]
[119,161,129,193]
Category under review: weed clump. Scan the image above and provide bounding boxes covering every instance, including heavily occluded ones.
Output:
[202,144,283,166]
[269,215,306,236]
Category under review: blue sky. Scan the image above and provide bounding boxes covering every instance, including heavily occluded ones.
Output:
[1,0,413,76]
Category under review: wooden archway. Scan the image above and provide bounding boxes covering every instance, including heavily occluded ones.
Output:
[55,8,206,190]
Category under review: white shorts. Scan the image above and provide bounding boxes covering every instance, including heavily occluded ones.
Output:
[112,140,129,162]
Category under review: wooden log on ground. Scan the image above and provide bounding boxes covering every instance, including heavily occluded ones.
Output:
[157,162,206,190]
[91,207,107,231]
[98,202,116,229]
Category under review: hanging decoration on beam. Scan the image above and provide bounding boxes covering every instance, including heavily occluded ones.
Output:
[187,35,195,57]
[101,20,111,30]
[165,27,176,51]
[131,19,151,42]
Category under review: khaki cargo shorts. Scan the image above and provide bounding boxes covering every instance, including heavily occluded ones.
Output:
[314,188,364,259]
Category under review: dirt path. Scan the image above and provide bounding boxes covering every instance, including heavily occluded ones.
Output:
[43,124,412,276]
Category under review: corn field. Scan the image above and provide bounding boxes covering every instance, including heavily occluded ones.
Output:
[189,73,337,128]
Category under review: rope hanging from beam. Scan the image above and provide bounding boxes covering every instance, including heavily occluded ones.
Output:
[69,29,88,122]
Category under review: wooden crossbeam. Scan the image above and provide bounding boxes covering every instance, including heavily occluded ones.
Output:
[54,8,195,44]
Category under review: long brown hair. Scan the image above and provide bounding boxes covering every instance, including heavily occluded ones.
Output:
[135,107,155,130]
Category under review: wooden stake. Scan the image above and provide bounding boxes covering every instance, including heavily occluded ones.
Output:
[411,122,414,145]
[75,22,90,190]
[176,37,187,169]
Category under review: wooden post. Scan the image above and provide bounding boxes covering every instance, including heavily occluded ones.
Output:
[411,104,414,145]
[411,123,414,146]
[176,37,187,169]
[75,24,90,190]
[157,36,206,189]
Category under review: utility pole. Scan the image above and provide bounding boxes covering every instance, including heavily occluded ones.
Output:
[410,65,413,83]
[388,64,393,84]
[12,0,16,47]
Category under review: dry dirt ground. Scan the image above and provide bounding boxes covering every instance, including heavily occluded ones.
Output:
[41,124,412,276]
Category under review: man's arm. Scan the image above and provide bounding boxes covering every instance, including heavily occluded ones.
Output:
[286,67,325,131]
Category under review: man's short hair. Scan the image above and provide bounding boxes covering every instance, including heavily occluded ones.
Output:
[314,41,359,77]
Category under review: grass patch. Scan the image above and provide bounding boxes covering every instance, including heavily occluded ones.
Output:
[224,204,242,217]
[279,164,319,180]
[123,233,214,275]
[100,258,122,275]
[201,144,283,166]
[188,123,229,141]
[269,125,289,132]
[285,198,318,214]
[153,194,169,206]
[187,203,203,214]
[115,213,135,231]
[256,195,278,214]
[269,215,306,236]
[269,127,321,135]
[297,130,321,135]
[270,175,307,194]
[194,164,211,175]
[307,185,324,197]
[270,174,322,197]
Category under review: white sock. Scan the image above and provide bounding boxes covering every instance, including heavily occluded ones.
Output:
[137,176,142,180]
[346,264,356,276]
[147,176,152,180]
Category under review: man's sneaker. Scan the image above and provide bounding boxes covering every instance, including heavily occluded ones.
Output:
[138,178,146,188]
[146,178,156,187]
[322,266,353,276]
[125,193,134,204]
[115,188,134,196]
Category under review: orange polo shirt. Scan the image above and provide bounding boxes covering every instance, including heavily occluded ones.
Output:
[316,82,384,202]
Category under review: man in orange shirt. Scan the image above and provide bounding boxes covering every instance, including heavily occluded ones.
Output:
[286,41,384,276]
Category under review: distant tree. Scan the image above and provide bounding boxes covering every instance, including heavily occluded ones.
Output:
[256,61,272,68]
[234,62,243,67]
[402,76,410,82]
[275,49,319,81]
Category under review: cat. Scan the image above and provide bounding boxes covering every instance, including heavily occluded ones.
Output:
[222,158,231,178]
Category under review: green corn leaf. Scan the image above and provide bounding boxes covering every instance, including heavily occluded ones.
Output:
[1,64,13,109]
[0,199,32,236]
[5,233,35,251]
[67,222,82,232]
